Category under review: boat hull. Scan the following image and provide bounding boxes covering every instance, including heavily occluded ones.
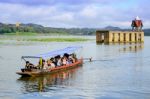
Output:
[16,59,83,77]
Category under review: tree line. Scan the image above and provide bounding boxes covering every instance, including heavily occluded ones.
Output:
[0,22,150,35]
[0,23,96,35]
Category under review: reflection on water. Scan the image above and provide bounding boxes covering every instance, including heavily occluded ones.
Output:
[18,66,82,93]
[1,36,150,99]
[119,43,144,52]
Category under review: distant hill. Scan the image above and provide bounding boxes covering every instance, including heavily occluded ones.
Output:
[143,29,150,36]
[104,26,121,30]
[0,22,96,35]
[0,22,149,35]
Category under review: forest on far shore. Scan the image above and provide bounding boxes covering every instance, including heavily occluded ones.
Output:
[0,22,150,36]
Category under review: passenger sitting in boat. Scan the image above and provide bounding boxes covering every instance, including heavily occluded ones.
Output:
[54,55,61,66]
[49,59,55,69]
[62,56,67,65]
[54,56,59,67]
[25,61,34,69]
[70,54,76,63]
[68,55,73,64]
[37,58,46,69]
[72,53,77,62]
[64,53,71,64]
[64,53,69,59]
[41,59,46,69]
[56,55,62,66]
[47,60,51,66]
[50,57,57,66]
[37,58,44,69]
[25,61,30,69]
[43,60,48,69]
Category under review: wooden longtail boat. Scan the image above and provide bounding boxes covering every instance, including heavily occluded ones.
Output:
[16,59,83,77]
[16,46,83,77]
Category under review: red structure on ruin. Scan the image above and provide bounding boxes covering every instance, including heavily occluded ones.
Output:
[131,16,143,31]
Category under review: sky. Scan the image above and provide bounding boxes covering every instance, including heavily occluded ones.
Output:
[0,0,149,28]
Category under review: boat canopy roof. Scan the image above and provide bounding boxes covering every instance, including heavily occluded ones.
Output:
[22,46,82,59]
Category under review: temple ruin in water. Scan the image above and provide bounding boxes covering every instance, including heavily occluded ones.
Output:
[96,16,144,43]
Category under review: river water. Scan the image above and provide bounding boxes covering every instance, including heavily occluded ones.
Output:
[0,36,150,99]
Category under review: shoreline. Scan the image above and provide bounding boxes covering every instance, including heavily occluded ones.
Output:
[0,35,94,42]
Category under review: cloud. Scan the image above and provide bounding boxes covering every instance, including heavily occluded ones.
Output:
[0,0,149,28]
[0,0,130,6]
[0,2,77,27]
[79,5,98,19]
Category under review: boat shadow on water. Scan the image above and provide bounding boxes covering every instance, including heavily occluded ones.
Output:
[17,66,82,93]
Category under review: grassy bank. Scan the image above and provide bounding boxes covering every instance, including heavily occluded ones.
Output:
[27,38,90,42]
[0,33,93,42]
[4,32,38,36]
[3,32,70,36]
